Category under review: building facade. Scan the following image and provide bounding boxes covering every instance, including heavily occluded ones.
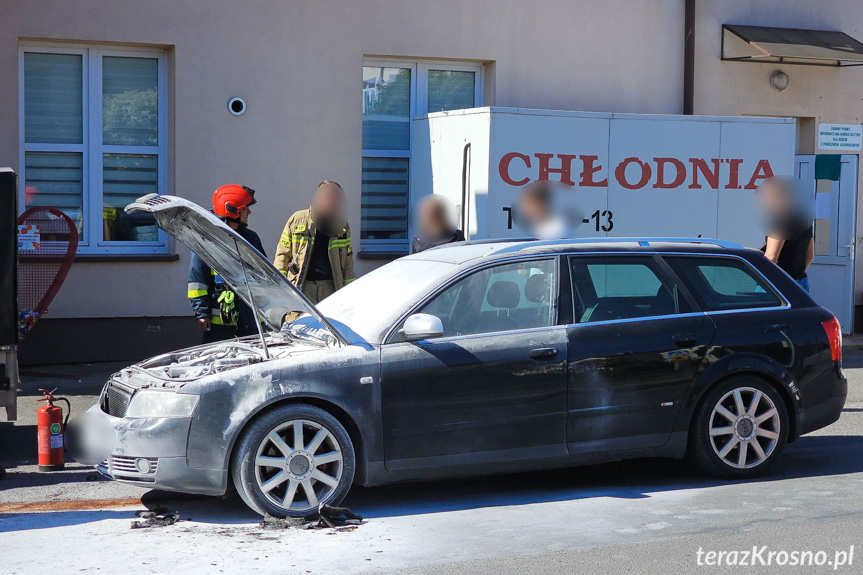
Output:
[2,0,862,363]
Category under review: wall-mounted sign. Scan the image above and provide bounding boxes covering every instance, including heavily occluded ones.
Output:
[818,123,863,151]
[17,224,40,251]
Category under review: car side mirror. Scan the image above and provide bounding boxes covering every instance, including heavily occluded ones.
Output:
[399,313,444,341]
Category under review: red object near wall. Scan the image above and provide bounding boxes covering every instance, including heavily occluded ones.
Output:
[16,207,78,339]
[36,388,70,471]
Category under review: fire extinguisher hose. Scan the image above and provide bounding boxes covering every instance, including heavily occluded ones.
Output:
[57,397,71,431]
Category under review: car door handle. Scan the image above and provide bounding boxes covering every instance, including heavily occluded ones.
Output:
[529,347,559,360]
[672,334,697,348]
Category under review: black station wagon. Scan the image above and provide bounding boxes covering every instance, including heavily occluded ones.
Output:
[85,196,847,518]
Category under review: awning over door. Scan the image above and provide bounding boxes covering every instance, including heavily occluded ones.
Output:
[722,25,863,66]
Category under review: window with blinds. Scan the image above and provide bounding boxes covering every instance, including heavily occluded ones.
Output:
[361,61,482,253]
[20,46,167,254]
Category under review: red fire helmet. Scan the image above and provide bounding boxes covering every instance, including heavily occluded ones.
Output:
[212,185,257,219]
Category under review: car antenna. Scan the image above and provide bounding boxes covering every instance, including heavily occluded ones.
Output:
[234,237,270,360]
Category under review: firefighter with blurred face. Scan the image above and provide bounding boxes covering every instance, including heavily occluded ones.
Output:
[274,180,355,305]
[188,185,266,343]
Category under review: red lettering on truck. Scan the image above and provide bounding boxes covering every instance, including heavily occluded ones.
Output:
[579,155,608,187]
[615,157,652,189]
[498,152,532,186]
[496,152,775,191]
[535,153,577,186]
[744,159,775,189]
[654,157,687,189]
[688,158,721,189]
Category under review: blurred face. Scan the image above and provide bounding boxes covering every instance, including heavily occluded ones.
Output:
[756,176,814,240]
[419,200,445,236]
[312,184,345,220]
[237,205,251,225]
[520,190,549,223]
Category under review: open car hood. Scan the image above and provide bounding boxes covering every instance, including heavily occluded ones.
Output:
[126,194,344,342]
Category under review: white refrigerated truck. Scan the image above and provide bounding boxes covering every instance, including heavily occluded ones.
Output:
[410,107,796,250]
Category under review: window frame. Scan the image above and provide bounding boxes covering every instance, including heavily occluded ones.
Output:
[361,58,483,254]
[416,62,485,116]
[18,43,169,255]
[658,254,789,314]
[568,254,688,325]
[385,255,559,343]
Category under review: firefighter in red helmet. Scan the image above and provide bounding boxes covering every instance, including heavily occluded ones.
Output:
[187,185,267,343]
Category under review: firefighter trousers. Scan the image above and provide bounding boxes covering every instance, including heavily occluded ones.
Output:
[302,280,336,304]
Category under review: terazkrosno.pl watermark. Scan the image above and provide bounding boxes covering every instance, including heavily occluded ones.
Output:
[696,546,854,570]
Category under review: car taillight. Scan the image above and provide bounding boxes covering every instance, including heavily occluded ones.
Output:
[821,316,842,361]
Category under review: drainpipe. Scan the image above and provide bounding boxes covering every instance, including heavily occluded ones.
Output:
[683,0,695,115]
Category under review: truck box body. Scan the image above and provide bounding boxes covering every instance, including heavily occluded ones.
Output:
[411,107,796,248]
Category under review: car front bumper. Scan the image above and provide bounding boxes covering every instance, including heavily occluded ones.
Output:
[87,404,226,496]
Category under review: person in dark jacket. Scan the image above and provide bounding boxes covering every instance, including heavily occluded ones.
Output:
[412,194,465,253]
[758,177,815,293]
[188,185,266,343]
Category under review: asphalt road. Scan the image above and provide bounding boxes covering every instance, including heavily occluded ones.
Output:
[2,352,863,574]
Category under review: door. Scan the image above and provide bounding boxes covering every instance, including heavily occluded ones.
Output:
[566,255,715,453]
[381,257,569,471]
[796,154,858,333]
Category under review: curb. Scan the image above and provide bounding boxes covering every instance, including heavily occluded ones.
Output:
[0,497,143,513]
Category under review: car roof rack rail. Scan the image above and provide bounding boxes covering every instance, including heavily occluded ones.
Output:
[490,236,743,255]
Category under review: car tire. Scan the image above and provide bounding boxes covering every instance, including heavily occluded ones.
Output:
[689,376,789,478]
[231,403,355,518]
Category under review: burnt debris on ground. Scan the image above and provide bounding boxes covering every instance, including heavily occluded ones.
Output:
[131,506,182,529]
[259,504,364,531]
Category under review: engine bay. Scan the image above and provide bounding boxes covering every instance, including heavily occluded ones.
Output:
[137,342,270,380]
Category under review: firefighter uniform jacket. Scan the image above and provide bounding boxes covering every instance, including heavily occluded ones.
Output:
[187,225,266,335]
[274,208,355,290]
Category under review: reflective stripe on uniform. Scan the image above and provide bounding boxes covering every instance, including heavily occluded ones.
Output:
[188,282,208,298]
[344,277,356,283]
[281,233,309,248]
[328,238,351,249]
[210,308,231,326]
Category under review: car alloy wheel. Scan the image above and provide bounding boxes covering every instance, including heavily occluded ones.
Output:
[708,386,781,469]
[254,419,344,513]
[232,403,355,517]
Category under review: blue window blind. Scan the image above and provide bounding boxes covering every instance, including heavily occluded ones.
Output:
[24,53,83,144]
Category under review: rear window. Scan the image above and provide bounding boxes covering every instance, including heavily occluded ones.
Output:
[662,256,782,312]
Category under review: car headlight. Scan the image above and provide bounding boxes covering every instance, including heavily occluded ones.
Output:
[125,390,199,418]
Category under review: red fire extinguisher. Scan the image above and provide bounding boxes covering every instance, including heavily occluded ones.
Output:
[36,388,71,471]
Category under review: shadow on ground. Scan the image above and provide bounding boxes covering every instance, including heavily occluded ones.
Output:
[343,433,863,518]
[2,432,860,532]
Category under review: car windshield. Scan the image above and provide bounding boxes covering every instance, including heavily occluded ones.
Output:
[310,259,458,343]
